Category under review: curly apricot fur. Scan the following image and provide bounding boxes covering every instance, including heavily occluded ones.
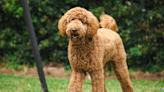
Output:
[58,7,133,92]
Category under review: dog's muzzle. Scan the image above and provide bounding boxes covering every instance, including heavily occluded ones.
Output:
[72,28,77,33]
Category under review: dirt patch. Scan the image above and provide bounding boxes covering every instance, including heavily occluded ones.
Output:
[43,67,71,79]
[105,75,117,80]
[15,70,24,76]
[0,67,164,80]
[26,70,38,77]
[0,68,12,74]
[105,71,164,80]
[130,71,164,80]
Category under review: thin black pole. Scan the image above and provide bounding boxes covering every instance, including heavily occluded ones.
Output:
[20,0,48,92]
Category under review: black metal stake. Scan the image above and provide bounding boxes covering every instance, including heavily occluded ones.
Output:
[21,0,48,92]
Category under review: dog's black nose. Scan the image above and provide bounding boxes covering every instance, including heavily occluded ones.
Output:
[72,28,77,33]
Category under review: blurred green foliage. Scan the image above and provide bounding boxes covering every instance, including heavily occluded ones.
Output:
[0,0,164,72]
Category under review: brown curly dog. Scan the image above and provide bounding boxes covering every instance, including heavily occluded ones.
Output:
[58,7,134,92]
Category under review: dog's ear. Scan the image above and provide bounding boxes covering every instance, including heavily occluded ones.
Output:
[86,13,99,38]
[58,15,67,37]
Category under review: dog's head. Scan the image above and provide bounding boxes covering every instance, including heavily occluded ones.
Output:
[58,7,99,44]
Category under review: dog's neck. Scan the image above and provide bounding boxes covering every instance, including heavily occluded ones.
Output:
[82,38,92,45]
[70,37,93,46]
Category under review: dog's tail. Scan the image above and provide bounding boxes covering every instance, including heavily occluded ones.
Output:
[100,14,118,32]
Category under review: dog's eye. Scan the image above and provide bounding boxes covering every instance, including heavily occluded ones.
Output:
[80,19,87,24]
[81,21,84,23]
[82,21,88,25]
[81,20,86,24]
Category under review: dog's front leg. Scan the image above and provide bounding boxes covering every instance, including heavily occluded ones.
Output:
[90,69,104,92]
[68,70,86,92]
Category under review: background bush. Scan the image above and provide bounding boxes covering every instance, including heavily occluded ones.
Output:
[0,0,164,72]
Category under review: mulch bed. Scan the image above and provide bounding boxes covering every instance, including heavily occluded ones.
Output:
[0,67,164,80]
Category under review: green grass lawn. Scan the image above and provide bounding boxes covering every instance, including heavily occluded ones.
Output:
[0,74,163,92]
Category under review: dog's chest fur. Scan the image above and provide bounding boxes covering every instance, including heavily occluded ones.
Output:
[68,39,104,72]
[67,30,118,72]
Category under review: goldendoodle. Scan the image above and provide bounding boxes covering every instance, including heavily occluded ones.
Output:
[58,7,134,92]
